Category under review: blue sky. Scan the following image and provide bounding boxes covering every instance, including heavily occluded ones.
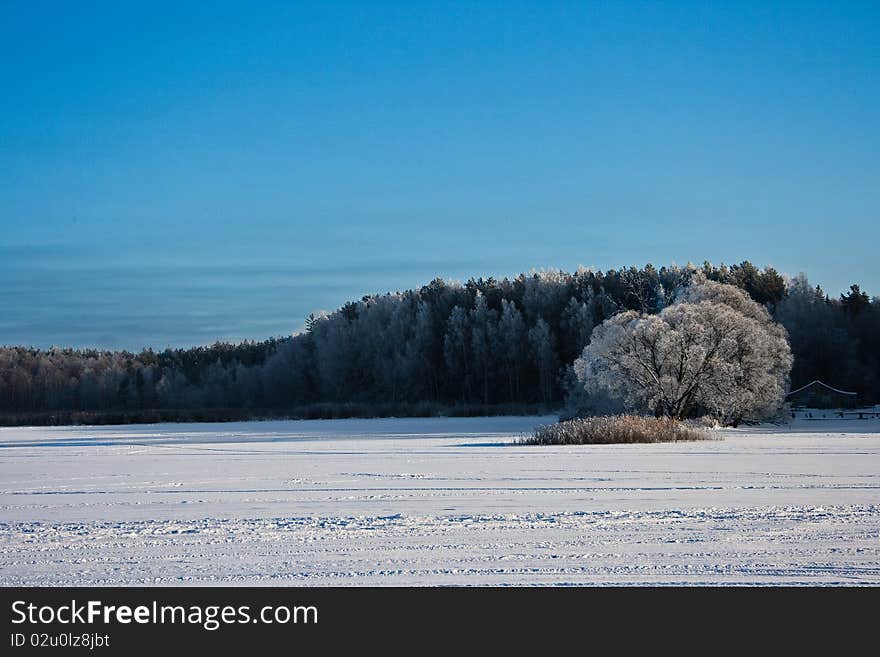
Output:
[1,1,878,350]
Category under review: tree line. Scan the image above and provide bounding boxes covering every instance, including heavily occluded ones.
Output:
[0,261,877,424]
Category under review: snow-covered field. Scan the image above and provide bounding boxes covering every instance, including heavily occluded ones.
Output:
[1,415,878,586]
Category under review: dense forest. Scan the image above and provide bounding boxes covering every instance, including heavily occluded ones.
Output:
[1,261,877,425]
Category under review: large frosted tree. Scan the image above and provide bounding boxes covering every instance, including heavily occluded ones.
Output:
[573,280,793,424]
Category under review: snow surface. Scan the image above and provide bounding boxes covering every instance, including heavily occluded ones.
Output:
[1,415,878,586]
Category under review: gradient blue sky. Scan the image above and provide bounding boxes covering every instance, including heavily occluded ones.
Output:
[2,1,878,350]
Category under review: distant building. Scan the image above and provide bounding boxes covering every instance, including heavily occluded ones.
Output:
[786,380,858,409]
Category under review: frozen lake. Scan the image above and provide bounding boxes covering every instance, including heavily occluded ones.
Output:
[1,415,878,586]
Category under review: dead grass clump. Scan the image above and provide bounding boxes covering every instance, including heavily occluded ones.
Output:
[523,414,711,445]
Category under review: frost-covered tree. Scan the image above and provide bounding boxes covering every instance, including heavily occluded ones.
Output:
[521,269,571,322]
[409,301,437,401]
[560,296,593,363]
[469,292,498,406]
[573,281,793,424]
[528,318,559,406]
[497,299,527,402]
[443,305,471,402]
